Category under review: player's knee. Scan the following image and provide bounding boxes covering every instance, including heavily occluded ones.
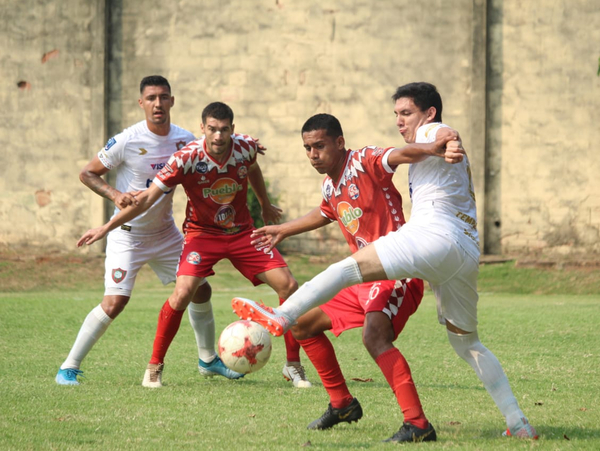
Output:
[363,322,394,359]
[193,280,212,303]
[279,277,299,300]
[101,295,130,319]
[447,328,485,361]
[171,285,196,309]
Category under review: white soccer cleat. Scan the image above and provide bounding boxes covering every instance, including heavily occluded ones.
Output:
[282,362,312,388]
[503,417,539,439]
[142,363,164,388]
[231,297,292,337]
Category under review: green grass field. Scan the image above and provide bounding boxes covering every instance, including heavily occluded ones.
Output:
[1,255,599,450]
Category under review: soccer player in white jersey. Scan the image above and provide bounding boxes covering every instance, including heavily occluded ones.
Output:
[56,76,241,385]
[232,82,538,440]
[77,102,312,389]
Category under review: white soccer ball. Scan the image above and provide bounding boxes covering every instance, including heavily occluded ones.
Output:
[218,320,272,374]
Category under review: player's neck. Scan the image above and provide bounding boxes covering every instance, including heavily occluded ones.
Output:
[147,121,171,136]
[328,151,348,184]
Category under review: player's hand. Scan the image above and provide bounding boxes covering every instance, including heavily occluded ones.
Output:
[433,129,465,164]
[77,226,109,247]
[255,138,267,155]
[251,225,284,253]
[261,204,283,225]
[444,139,465,164]
[114,190,141,209]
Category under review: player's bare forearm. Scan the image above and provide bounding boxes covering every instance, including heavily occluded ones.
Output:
[77,184,163,246]
[251,207,329,252]
[80,171,117,202]
[247,162,271,207]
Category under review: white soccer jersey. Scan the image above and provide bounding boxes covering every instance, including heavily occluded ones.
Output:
[98,120,194,234]
[408,122,479,258]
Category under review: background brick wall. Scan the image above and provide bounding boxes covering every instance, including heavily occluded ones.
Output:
[1,0,599,260]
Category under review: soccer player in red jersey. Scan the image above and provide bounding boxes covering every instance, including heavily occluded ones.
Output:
[78,102,311,388]
[247,113,459,441]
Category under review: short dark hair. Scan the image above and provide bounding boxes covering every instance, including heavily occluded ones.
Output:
[202,102,234,124]
[139,75,171,94]
[392,82,443,122]
[301,113,344,139]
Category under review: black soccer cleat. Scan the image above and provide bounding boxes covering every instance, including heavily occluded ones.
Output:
[384,421,437,443]
[307,398,363,430]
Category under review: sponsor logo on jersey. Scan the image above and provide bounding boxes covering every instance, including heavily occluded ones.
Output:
[196,162,208,173]
[104,137,117,151]
[176,141,186,150]
[197,176,210,185]
[139,148,148,155]
[338,201,363,235]
[151,163,166,171]
[237,165,248,179]
[203,178,243,204]
[348,184,359,200]
[112,268,127,283]
[186,252,201,265]
[214,205,236,228]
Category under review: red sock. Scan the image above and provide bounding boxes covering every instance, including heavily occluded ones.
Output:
[149,300,185,365]
[280,298,301,362]
[299,334,353,409]
[376,347,428,429]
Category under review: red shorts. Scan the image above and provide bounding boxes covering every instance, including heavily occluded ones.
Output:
[320,278,424,339]
[177,229,288,286]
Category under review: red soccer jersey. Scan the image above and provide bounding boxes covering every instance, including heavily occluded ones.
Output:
[154,134,258,236]
[320,146,406,253]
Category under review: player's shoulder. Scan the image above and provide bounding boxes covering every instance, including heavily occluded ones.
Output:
[232,133,258,147]
[118,120,149,140]
[169,123,195,142]
[416,122,447,143]
[231,133,258,158]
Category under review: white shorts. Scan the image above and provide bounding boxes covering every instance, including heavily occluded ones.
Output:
[104,223,184,297]
[374,221,479,332]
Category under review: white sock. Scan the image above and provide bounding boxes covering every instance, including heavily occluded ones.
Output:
[61,305,112,370]
[447,330,524,428]
[188,301,216,362]
[278,257,363,320]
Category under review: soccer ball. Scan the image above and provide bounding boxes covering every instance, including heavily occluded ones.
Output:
[218,320,272,374]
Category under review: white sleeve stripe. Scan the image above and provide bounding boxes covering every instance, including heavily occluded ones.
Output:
[152,177,171,192]
[381,148,397,174]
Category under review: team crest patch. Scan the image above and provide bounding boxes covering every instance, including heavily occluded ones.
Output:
[186,252,201,265]
[196,162,208,173]
[237,165,248,179]
[104,137,117,151]
[348,184,360,200]
[112,268,127,283]
[176,141,186,150]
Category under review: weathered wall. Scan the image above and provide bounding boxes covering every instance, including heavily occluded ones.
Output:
[490,0,600,259]
[1,0,599,260]
[0,0,105,252]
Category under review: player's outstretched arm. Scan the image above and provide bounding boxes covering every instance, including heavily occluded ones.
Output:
[387,128,464,166]
[77,184,164,247]
[80,156,139,209]
[247,161,282,225]
[251,207,330,253]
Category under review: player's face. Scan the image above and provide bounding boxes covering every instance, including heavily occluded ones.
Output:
[139,85,174,132]
[393,97,436,143]
[201,117,235,160]
[303,129,346,178]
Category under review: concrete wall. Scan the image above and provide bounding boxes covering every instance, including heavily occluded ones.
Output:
[1,0,599,260]
[489,0,600,259]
